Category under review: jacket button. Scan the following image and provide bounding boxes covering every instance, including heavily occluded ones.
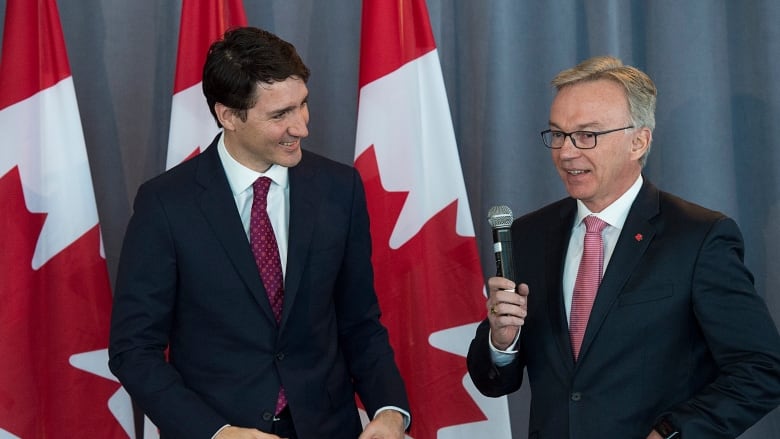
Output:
[571,392,582,401]
[262,412,273,421]
[276,352,285,361]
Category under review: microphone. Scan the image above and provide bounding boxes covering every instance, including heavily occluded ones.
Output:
[488,205,515,282]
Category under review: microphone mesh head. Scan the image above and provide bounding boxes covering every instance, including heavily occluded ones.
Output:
[488,205,513,229]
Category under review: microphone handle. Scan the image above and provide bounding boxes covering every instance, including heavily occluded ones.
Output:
[492,228,515,282]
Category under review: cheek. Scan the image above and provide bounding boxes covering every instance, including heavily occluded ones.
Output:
[262,124,286,140]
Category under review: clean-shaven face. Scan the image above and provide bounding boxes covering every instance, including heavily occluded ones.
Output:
[225,77,309,172]
[549,79,645,212]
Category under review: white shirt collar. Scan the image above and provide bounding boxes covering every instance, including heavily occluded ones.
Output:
[216,133,290,195]
[575,174,643,230]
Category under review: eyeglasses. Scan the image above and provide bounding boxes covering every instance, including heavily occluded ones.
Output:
[540,126,634,149]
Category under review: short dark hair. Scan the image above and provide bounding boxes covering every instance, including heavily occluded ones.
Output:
[202,26,310,127]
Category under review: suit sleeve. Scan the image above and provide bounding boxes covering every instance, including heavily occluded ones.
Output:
[332,170,410,417]
[108,182,228,437]
[663,217,780,436]
[467,319,526,397]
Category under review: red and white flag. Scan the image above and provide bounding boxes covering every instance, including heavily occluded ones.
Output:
[166,0,247,169]
[0,0,132,437]
[355,1,511,437]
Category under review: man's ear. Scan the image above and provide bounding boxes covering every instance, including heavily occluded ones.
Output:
[214,103,235,131]
[631,126,652,156]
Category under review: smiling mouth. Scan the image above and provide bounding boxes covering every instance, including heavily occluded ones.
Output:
[567,170,589,175]
[280,141,297,147]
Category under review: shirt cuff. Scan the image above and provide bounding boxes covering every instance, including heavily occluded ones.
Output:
[211,424,231,439]
[374,406,411,430]
[489,328,520,367]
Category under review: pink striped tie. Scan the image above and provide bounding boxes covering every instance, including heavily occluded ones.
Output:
[250,176,287,414]
[570,215,608,361]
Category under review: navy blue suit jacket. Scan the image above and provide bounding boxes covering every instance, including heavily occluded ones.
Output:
[109,136,408,438]
[467,180,780,438]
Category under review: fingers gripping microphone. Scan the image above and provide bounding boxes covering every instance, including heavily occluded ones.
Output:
[488,205,515,282]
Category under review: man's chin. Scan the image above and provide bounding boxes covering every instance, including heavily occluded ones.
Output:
[278,150,303,168]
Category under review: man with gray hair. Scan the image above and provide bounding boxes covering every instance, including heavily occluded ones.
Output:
[467,56,780,438]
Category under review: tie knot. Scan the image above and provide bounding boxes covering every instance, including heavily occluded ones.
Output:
[253,176,272,203]
[583,215,608,233]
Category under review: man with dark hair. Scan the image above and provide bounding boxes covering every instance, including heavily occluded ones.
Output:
[109,27,409,439]
[467,56,780,438]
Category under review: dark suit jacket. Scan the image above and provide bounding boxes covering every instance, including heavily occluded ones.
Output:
[109,136,409,438]
[467,180,780,438]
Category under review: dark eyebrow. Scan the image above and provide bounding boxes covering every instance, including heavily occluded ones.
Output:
[269,95,308,118]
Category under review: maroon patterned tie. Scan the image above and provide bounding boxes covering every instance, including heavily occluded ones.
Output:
[570,215,608,361]
[250,176,287,414]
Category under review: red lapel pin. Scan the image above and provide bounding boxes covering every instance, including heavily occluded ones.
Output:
[635,233,643,242]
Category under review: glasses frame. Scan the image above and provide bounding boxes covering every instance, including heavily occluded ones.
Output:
[540,126,634,149]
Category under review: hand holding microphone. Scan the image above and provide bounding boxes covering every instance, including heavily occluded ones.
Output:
[486,206,529,349]
[488,205,515,281]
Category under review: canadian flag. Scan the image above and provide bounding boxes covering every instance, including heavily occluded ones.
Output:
[166,0,247,170]
[0,0,132,437]
[355,0,512,437]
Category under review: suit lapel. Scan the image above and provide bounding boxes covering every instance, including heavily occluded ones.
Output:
[547,201,578,369]
[194,138,277,324]
[578,181,660,360]
[280,151,319,330]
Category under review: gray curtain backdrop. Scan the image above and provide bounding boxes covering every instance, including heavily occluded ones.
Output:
[2,0,778,437]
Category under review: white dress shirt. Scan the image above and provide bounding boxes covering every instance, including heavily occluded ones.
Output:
[217,135,290,275]
[562,175,643,322]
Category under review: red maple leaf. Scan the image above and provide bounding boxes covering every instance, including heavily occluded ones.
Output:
[0,167,124,437]
[356,147,488,436]
[183,146,202,163]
